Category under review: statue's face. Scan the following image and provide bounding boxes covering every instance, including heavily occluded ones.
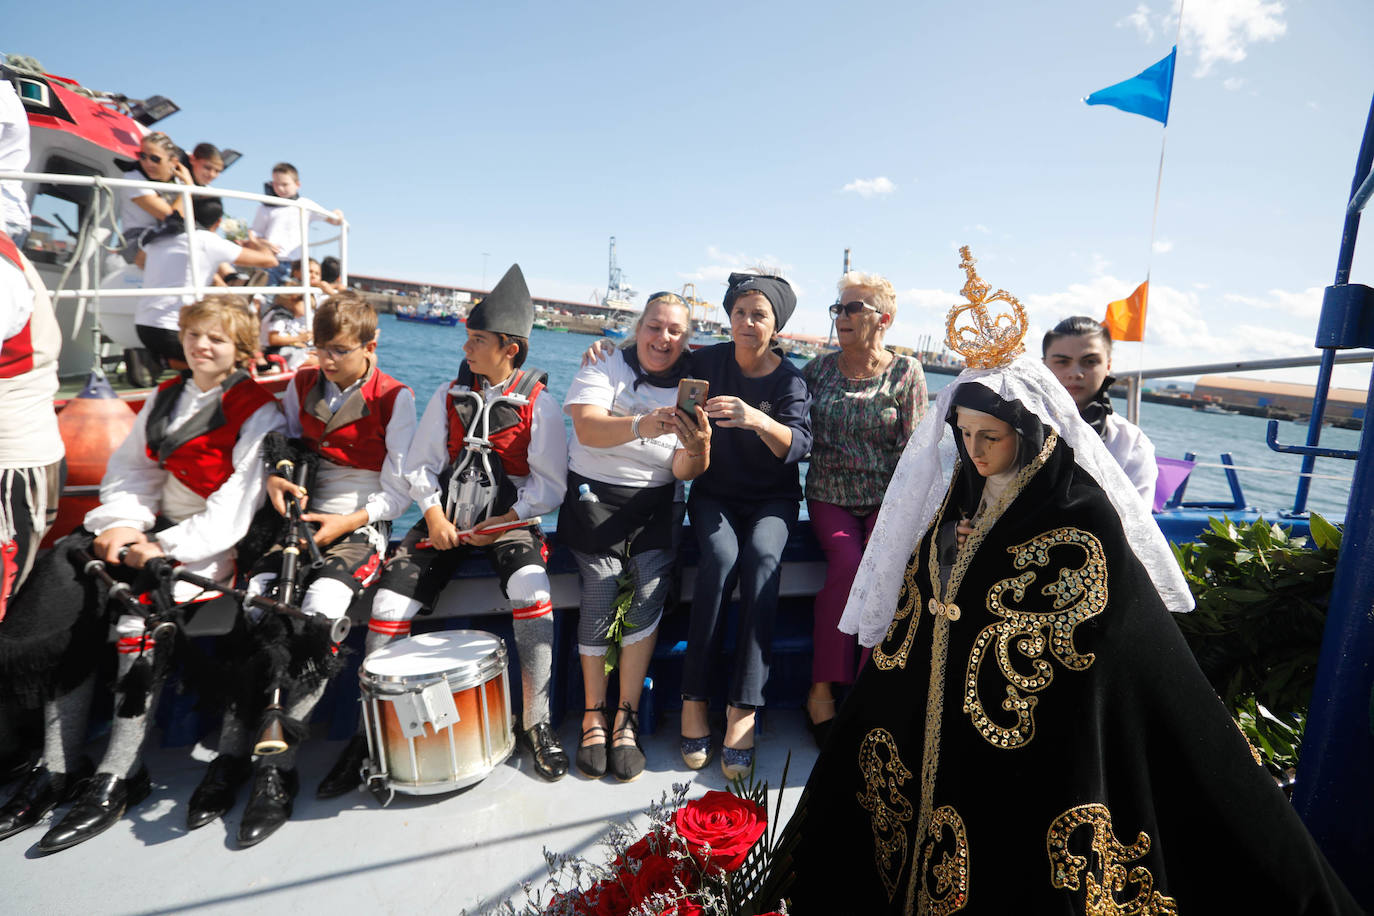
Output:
[955,407,1019,477]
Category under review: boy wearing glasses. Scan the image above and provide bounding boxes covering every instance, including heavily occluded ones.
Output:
[205,291,415,847]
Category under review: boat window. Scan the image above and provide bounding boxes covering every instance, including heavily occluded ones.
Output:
[15,78,49,107]
[24,155,104,267]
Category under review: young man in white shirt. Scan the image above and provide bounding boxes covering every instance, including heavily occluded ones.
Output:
[134,196,277,369]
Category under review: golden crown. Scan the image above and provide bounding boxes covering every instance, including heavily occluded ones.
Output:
[944,246,1027,369]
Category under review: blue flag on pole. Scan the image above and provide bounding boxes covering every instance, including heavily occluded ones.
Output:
[1084,46,1177,125]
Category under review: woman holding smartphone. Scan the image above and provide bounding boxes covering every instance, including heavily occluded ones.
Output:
[559,292,710,782]
[679,272,811,778]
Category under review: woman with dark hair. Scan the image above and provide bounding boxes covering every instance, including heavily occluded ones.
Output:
[759,250,1358,914]
[678,272,811,779]
[1042,315,1157,507]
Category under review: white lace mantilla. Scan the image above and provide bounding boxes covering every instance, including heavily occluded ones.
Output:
[840,356,1193,647]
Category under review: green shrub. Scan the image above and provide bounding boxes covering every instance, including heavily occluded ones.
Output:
[1170,514,1342,776]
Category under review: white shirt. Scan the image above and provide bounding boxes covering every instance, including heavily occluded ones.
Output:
[0,82,30,237]
[85,380,285,563]
[250,197,328,262]
[564,350,680,487]
[0,254,62,468]
[279,368,416,523]
[116,168,165,236]
[407,371,568,521]
[1103,412,1158,510]
[136,228,244,329]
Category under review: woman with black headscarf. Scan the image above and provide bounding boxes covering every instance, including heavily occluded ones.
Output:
[678,271,811,779]
[756,249,1357,915]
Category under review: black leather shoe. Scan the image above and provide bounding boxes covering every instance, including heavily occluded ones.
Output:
[187,755,251,830]
[521,722,568,782]
[316,735,369,800]
[37,765,150,854]
[237,764,298,848]
[0,757,94,842]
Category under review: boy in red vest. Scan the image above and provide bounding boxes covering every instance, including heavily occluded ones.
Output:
[320,263,569,791]
[205,291,415,847]
[0,296,285,854]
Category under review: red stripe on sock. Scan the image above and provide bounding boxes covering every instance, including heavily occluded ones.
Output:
[368,619,411,634]
[512,600,552,620]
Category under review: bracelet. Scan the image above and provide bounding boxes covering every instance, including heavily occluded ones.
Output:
[631,413,645,440]
[684,451,705,459]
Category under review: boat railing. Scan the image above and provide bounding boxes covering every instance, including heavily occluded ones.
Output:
[1,169,348,297]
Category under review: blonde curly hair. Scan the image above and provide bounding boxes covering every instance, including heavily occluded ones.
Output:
[836,271,897,317]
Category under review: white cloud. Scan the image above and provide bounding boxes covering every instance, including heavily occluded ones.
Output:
[1224,286,1323,318]
[1223,77,1246,91]
[676,246,801,300]
[1176,0,1287,77]
[1153,239,1174,253]
[841,176,897,198]
[1089,252,1112,277]
[1120,3,1155,42]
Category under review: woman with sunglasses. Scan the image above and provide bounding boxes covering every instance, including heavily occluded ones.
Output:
[800,272,925,746]
[117,132,192,263]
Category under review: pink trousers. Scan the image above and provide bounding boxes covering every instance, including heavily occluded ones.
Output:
[807,500,878,685]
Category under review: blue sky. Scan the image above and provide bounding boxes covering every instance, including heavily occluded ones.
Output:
[10,0,1374,385]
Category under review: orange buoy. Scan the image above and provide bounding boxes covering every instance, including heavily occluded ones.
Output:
[41,372,137,548]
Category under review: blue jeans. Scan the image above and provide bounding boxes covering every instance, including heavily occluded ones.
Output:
[681,493,798,709]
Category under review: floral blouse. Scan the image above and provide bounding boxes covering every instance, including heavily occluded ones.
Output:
[802,350,926,510]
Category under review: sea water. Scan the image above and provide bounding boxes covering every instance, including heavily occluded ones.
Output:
[375,320,1358,530]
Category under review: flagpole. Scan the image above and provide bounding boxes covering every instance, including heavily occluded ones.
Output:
[1130,0,1186,425]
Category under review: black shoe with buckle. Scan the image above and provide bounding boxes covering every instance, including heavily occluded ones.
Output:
[187,755,251,830]
[317,735,370,800]
[37,765,150,854]
[521,722,568,782]
[238,764,298,848]
[0,757,94,843]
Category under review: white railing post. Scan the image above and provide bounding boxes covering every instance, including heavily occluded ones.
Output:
[182,184,199,304]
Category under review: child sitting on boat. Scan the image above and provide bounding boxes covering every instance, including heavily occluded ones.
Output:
[341,264,571,786]
[259,259,322,370]
[204,291,416,847]
[0,296,285,855]
[249,162,342,290]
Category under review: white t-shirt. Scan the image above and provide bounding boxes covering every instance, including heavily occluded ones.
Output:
[1103,412,1158,510]
[0,82,31,238]
[135,228,243,329]
[564,349,681,487]
[250,197,327,261]
[117,168,168,236]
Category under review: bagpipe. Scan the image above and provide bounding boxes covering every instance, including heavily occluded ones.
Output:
[247,433,350,756]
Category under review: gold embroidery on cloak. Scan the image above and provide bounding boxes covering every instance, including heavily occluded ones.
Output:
[873,546,927,671]
[915,805,970,915]
[856,728,915,901]
[902,432,1058,916]
[963,526,1108,750]
[1047,804,1180,915]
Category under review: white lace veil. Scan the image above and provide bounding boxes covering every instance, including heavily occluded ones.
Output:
[839,354,1194,647]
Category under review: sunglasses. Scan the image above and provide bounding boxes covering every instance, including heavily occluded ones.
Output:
[314,343,362,360]
[138,151,166,165]
[829,300,880,318]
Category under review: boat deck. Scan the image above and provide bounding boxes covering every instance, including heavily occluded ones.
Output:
[0,718,815,914]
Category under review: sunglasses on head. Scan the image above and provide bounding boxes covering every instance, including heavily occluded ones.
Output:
[138,151,165,164]
[829,300,879,318]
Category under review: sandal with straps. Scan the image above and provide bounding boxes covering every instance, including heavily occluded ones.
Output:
[576,705,609,778]
[610,703,646,783]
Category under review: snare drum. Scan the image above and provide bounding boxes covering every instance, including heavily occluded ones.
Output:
[359,630,514,796]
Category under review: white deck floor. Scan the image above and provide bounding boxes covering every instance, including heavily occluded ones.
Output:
[0,716,817,915]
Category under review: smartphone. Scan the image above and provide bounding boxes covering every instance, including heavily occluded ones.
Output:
[676,378,709,417]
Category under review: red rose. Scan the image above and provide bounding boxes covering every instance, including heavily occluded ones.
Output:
[543,889,591,916]
[655,902,704,916]
[585,878,632,916]
[628,853,694,904]
[671,790,767,873]
[615,830,659,869]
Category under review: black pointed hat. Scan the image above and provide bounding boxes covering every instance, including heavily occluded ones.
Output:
[468,264,533,338]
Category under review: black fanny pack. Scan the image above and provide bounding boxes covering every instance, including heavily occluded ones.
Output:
[556,470,676,556]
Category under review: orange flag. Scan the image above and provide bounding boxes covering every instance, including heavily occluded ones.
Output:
[1103,280,1149,342]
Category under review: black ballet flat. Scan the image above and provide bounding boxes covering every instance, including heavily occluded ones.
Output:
[576,706,609,778]
[610,703,645,783]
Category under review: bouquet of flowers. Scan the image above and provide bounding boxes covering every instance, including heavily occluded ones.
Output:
[478,768,790,916]
[219,216,249,243]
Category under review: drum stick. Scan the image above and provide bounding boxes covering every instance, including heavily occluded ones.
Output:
[416,517,542,550]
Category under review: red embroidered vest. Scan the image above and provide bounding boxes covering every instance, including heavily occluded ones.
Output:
[294,365,408,472]
[144,371,277,498]
[444,364,547,478]
[0,235,33,379]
